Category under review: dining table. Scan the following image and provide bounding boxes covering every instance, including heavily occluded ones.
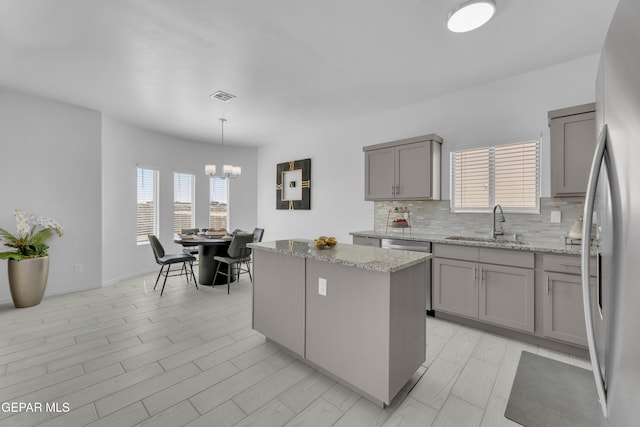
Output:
[173,235,233,286]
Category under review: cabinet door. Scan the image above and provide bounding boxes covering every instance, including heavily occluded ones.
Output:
[543,272,595,347]
[396,141,432,199]
[479,264,534,333]
[365,147,395,200]
[550,111,596,196]
[433,258,478,318]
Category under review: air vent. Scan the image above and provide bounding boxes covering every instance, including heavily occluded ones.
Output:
[210,90,236,102]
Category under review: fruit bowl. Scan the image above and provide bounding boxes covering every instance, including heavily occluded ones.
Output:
[310,236,337,249]
[309,242,334,250]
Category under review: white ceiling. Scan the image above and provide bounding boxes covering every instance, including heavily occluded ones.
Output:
[0,0,618,147]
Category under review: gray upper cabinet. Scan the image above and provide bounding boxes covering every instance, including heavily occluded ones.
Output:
[549,103,596,196]
[364,134,442,201]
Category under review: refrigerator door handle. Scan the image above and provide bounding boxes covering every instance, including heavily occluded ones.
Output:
[582,124,608,418]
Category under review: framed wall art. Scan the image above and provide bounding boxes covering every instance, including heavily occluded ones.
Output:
[276,158,311,210]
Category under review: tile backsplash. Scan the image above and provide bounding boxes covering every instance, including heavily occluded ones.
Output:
[374,198,585,245]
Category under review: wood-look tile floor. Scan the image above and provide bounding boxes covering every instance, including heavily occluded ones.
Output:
[0,273,592,426]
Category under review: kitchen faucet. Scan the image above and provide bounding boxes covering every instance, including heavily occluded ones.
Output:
[491,204,505,239]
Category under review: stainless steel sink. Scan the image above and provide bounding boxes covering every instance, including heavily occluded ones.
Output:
[444,236,527,245]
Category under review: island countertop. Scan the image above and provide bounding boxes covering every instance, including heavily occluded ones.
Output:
[249,239,430,273]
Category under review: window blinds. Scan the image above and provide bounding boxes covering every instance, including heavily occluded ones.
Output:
[209,177,229,230]
[136,167,158,243]
[451,140,539,212]
[174,172,195,234]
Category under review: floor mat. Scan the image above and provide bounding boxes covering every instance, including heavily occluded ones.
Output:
[505,351,603,427]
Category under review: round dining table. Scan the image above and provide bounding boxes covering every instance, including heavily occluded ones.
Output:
[173,236,232,286]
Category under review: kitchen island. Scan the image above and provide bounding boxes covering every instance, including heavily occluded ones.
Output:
[250,239,430,407]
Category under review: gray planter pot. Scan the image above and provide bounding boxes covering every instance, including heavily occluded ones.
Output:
[8,256,49,308]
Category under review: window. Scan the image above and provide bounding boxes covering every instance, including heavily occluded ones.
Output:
[451,140,540,213]
[174,172,195,234]
[136,166,158,244]
[209,177,228,230]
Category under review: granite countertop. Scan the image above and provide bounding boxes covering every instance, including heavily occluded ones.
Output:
[249,239,430,273]
[350,230,593,256]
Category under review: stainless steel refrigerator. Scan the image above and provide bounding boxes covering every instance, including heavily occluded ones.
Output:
[582,0,640,424]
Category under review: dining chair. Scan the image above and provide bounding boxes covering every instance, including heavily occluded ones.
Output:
[213,232,254,294]
[252,227,264,242]
[148,234,197,296]
[180,228,200,260]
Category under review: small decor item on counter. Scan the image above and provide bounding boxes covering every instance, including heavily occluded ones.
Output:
[311,236,337,249]
[0,210,63,308]
[386,206,412,235]
[569,215,584,239]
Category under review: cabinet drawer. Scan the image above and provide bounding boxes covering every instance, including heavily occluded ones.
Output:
[544,254,596,276]
[433,244,479,262]
[479,248,534,269]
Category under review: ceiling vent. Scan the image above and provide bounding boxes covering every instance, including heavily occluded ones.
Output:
[210,90,236,102]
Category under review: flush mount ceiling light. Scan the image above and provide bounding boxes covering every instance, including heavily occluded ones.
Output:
[447,0,496,33]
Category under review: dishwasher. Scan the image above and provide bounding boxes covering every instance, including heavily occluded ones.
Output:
[381,238,434,316]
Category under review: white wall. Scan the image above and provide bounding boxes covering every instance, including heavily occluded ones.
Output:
[0,87,102,304]
[101,117,258,284]
[256,54,600,243]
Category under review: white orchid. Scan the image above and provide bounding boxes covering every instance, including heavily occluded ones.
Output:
[0,210,64,260]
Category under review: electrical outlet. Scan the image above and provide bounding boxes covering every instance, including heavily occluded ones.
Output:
[318,278,327,296]
[550,211,562,223]
[74,263,83,272]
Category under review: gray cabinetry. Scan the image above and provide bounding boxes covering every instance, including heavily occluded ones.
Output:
[305,258,425,405]
[364,134,442,201]
[252,250,306,357]
[352,236,381,247]
[479,264,534,333]
[433,244,535,333]
[549,103,596,196]
[433,258,478,318]
[543,254,596,347]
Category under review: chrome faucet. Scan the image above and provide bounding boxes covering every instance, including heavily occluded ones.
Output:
[491,204,505,239]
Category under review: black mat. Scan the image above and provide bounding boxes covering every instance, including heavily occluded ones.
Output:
[505,351,603,427]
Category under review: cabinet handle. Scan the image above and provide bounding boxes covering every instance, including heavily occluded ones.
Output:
[391,185,396,195]
[546,276,550,294]
[396,185,400,195]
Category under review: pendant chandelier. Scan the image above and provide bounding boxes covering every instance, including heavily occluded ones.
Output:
[205,118,241,179]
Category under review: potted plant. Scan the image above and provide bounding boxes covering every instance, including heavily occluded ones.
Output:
[0,210,63,308]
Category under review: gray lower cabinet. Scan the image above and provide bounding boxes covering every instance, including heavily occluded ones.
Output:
[252,250,306,357]
[433,258,478,318]
[252,245,427,406]
[542,254,597,347]
[305,258,425,405]
[433,244,535,333]
[479,264,535,333]
[352,236,381,247]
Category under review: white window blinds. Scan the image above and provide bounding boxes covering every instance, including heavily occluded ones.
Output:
[209,177,228,231]
[136,167,158,244]
[174,172,195,234]
[451,140,539,213]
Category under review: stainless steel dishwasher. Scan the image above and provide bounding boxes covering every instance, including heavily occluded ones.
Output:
[381,238,434,316]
